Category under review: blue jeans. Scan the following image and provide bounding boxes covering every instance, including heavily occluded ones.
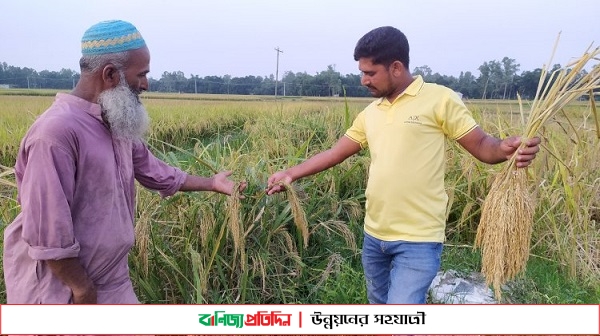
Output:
[362,232,443,304]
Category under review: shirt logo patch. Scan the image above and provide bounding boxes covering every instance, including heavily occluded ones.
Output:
[405,115,422,125]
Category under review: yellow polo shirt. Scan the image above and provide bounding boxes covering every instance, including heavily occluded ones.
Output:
[345,76,477,242]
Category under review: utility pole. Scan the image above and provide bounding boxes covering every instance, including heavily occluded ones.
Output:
[274,47,283,99]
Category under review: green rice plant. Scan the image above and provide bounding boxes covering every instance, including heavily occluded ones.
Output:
[129,102,366,303]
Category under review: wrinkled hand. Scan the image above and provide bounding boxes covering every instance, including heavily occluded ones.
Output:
[500,136,541,168]
[211,171,247,196]
[266,171,293,195]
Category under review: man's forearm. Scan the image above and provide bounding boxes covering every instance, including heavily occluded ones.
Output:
[287,149,344,181]
[479,135,507,164]
[178,174,214,192]
[288,137,361,181]
[47,258,97,303]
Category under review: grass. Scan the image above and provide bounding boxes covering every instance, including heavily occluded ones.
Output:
[440,244,600,303]
[0,89,598,305]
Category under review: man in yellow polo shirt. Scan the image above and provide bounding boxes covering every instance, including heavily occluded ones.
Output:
[266,26,541,304]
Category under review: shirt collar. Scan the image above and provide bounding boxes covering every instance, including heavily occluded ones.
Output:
[56,92,103,122]
[377,75,425,106]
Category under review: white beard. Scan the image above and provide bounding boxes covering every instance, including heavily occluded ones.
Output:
[98,72,149,141]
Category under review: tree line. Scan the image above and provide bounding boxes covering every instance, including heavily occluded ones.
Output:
[0,58,596,100]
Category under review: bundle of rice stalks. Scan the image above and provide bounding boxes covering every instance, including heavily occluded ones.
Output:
[475,35,600,300]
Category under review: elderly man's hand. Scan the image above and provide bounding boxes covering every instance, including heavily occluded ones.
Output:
[211,170,247,197]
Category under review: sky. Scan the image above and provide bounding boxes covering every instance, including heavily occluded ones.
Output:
[1,0,598,80]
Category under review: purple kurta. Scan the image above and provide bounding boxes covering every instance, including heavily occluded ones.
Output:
[3,93,187,303]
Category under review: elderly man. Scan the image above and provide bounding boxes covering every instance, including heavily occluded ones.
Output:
[3,20,245,304]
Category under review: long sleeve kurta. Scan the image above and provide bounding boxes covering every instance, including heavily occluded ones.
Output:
[3,93,187,303]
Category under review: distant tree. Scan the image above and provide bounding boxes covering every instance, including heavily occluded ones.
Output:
[324,65,342,96]
[294,72,318,96]
[223,74,232,94]
[514,68,542,99]
[428,72,456,88]
[500,57,520,99]
[478,57,520,99]
[341,73,368,97]
[478,60,502,99]
[158,71,187,92]
[413,65,433,79]
[230,75,263,95]
[201,76,225,94]
[456,71,479,99]
[2,59,580,99]
[0,64,38,88]
[281,71,297,96]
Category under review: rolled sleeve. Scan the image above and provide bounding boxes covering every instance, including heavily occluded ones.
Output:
[28,242,80,260]
[19,138,81,261]
[156,168,187,198]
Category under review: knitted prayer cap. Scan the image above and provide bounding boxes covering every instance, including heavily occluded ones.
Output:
[81,20,146,55]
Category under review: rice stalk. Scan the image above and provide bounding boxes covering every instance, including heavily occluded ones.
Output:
[249,254,267,292]
[0,164,16,188]
[475,36,600,299]
[308,252,343,296]
[226,182,245,271]
[311,220,357,251]
[189,245,206,303]
[591,91,600,139]
[280,181,310,248]
[198,204,216,248]
[134,188,164,277]
[134,211,151,276]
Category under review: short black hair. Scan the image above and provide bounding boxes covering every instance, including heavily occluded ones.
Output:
[353,26,410,69]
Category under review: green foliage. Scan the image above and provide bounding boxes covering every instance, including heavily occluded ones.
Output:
[505,257,600,304]
[313,259,368,304]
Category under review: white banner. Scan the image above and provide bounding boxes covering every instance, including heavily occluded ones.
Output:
[1,304,598,335]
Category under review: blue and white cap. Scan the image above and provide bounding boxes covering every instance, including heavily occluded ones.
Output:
[81,20,146,55]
